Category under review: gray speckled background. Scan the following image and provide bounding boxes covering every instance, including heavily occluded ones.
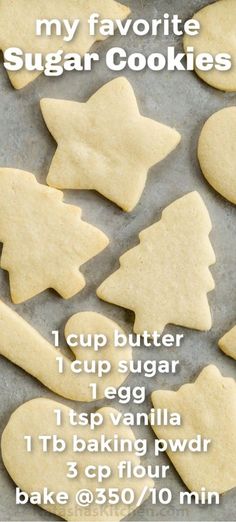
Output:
[0,0,236,520]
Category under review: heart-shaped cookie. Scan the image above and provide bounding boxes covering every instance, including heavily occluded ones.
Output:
[1,399,153,521]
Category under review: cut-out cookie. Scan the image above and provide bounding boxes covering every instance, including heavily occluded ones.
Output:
[198,107,236,204]
[97,192,215,334]
[151,365,236,493]
[219,325,236,360]
[0,169,108,303]
[1,399,153,521]
[0,303,131,401]
[183,0,236,92]
[41,77,181,211]
[0,0,130,89]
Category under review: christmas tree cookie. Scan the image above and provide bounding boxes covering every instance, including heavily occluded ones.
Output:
[0,169,108,303]
[219,324,236,360]
[2,400,153,521]
[41,77,181,211]
[0,0,130,89]
[151,365,236,494]
[97,192,215,334]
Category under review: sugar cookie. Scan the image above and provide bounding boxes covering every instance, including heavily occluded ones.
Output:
[1,399,153,521]
[198,107,236,204]
[183,0,236,92]
[0,303,131,401]
[151,365,236,494]
[97,192,215,333]
[41,77,181,211]
[219,324,236,360]
[0,169,108,303]
[0,0,130,89]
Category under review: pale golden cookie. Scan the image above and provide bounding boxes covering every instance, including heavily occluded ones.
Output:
[0,304,131,401]
[97,192,215,334]
[1,399,153,521]
[183,0,236,92]
[198,107,236,204]
[0,0,130,89]
[219,324,236,359]
[0,169,108,303]
[151,365,236,494]
[41,77,181,211]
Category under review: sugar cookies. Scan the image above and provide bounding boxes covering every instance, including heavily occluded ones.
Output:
[0,303,131,401]
[151,365,236,494]
[0,169,108,303]
[97,192,215,334]
[1,399,153,521]
[219,325,236,360]
[41,77,181,211]
[0,0,130,89]
[183,0,236,91]
[198,107,236,204]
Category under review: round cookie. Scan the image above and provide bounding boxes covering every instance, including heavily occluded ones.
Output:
[2,399,153,521]
[198,107,236,204]
[183,0,236,92]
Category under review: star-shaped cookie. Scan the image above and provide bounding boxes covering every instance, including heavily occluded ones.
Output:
[0,169,108,303]
[0,0,130,89]
[41,77,181,211]
[97,192,215,333]
[151,365,236,494]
